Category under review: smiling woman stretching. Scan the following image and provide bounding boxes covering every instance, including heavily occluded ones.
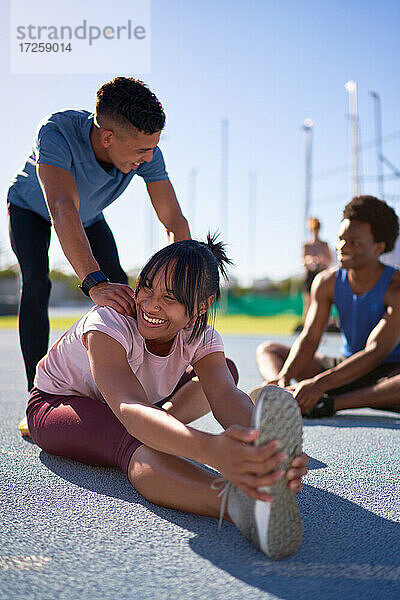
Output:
[26,235,307,560]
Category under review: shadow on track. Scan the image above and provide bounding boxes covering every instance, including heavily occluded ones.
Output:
[304,412,400,430]
[189,485,400,600]
[39,452,399,600]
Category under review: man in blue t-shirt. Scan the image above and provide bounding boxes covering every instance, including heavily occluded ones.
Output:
[7,77,190,390]
[250,196,400,417]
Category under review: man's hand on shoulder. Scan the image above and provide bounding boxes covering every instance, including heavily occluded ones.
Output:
[89,282,137,318]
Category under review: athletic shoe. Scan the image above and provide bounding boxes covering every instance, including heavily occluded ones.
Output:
[247,383,266,405]
[213,386,303,560]
[303,395,335,419]
[18,416,30,437]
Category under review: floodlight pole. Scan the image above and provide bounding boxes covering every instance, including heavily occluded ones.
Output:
[345,80,360,197]
[370,91,384,199]
[303,119,313,242]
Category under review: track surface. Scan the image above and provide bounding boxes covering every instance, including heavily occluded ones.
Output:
[1,329,399,600]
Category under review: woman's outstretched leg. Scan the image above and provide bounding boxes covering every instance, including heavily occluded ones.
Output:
[128,444,227,519]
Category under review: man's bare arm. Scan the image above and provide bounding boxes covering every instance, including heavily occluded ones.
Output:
[314,282,400,391]
[292,276,400,411]
[37,163,135,316]
[37,163,98,279]
[146,179,190,243]
[277,269,335,384]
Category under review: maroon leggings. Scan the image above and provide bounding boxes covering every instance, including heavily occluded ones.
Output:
[26,359,239,476]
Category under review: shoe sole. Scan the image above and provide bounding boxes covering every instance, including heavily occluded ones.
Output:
[252,386,303,560]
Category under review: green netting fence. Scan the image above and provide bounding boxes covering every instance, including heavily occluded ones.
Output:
[217,292,338,317]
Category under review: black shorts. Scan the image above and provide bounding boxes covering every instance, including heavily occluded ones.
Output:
[27,359,240,477]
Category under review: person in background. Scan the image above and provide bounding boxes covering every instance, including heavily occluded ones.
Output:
[301,217,332,319]
[7,77,190,391]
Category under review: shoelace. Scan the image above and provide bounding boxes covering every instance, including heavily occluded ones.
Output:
[210,477,232,529]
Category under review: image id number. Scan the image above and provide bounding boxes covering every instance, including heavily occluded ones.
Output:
[19,42,72,52]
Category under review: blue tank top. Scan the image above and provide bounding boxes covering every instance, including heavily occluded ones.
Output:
[334,265,400,362]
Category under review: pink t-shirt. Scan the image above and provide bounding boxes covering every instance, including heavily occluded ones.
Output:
[34,306,225,404]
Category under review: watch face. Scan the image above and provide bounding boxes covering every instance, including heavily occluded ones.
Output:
[90,272,108,285]
[81,271,109,296]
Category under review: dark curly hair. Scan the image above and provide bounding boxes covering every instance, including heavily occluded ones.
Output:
[135,233,232,343]
[343,195,399,253]
[95,77,165,134]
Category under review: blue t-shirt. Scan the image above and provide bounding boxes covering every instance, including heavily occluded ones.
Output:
[7,110,169,227]
[334,265,400,363]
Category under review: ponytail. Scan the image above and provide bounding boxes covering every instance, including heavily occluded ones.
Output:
[203,232,233,284]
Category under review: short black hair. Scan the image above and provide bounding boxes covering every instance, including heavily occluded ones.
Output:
[135,235,232,342]
[96,77,165,134]
[343,195,399,253]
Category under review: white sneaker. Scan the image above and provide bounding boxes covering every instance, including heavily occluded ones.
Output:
[247,383,267,405]
[215,386,303,560]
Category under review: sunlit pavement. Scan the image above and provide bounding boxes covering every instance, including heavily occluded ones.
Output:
[1,329,399,600]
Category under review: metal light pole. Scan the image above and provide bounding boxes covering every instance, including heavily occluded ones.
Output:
[303,119,314,242]
[370,91,384,199]
[345,80,360,197]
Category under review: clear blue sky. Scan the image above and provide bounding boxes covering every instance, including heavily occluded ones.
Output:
[1,0,399,282]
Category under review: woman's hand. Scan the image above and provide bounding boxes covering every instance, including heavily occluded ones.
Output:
[209,426,308,501]
[286,452,309,493]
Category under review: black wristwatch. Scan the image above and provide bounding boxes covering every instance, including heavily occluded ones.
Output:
[79,271,109,297]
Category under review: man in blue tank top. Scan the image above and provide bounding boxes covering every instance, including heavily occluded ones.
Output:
[7,77,190,391]
[251,196,400,417]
